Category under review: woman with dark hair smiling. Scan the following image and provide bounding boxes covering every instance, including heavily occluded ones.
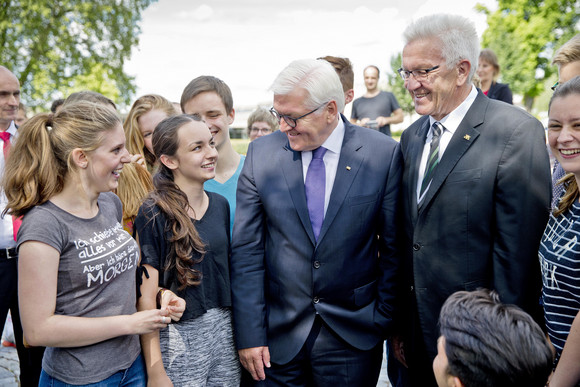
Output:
[136,114,240,386]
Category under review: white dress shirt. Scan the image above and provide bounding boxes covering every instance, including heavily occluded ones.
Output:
[301,116,345,216]
[417,86,478,203]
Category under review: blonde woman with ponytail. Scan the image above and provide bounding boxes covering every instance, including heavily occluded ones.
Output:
[540,75,580,387]
[2,101,178,386]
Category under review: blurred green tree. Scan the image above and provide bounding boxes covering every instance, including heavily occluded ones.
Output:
[0,0,155,110]
[477,0,579,111]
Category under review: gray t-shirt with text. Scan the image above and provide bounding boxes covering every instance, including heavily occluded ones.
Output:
[17,192,141,384]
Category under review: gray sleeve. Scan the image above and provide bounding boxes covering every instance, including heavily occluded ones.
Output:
[17,208,66,253]
[389,92,400,111]
[350,99,359,120]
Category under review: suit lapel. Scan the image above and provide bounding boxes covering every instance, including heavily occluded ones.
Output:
[408,118,430,224]
[280,140,317,244]
[419,94,486,212]
[317,123,363,243]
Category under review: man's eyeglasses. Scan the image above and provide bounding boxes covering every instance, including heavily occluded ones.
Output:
[269,103,327,128]
[397,65,440,81]
[551,81,559,91]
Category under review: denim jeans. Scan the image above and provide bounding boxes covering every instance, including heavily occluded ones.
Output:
[39,353,146,387]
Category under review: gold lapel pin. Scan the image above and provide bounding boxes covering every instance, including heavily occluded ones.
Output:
[464,134,471,140]
[346,166,351,170]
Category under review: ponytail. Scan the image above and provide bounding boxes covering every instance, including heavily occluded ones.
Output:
[3,101,120,217]
[3,113,64,217]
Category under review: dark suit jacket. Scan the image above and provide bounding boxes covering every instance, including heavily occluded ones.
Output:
[487,81,513,104]
[231,116,402,364]
[399,91,550,362]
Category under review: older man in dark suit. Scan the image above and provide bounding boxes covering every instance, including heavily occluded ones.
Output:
[231,58,402,386]
[393,14,551,387]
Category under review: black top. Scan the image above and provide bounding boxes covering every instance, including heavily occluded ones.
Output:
[135,191,231,321]
[486,82,513,104]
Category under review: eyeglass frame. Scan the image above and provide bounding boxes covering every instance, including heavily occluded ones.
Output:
[250,127,272,134]
[397,65,440,81]
[269,103,327,128]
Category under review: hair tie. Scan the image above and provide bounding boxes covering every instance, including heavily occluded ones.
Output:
[46,113,53,131]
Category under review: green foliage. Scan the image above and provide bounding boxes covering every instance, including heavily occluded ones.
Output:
[478,0,579,110]
[0,0,155,110]
[386,52,414,117]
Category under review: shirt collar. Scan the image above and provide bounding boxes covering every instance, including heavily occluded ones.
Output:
[429,85,477,134]
[319,116,344,155]
[7,121,17,136]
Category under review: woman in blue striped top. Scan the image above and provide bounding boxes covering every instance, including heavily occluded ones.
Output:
[540,75,580,387]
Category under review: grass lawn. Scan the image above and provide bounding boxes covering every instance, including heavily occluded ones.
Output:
[231,133,401,156]
[231,138,250,155]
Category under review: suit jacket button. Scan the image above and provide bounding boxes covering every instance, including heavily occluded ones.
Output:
[313,296,320,304]
[313,261,321,269]
[413,243,421,251]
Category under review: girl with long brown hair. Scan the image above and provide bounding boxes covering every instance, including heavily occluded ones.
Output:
[136,114,240,386]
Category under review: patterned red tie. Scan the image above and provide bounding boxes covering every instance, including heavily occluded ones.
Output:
[0,131,21,241]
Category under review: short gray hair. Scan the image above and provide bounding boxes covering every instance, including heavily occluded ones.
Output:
[403,14,479,83]
[270,59,345,114]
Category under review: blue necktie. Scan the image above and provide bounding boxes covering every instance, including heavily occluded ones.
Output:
[305,147,327,241]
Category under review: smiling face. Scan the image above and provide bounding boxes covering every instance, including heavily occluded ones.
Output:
[84,123,131,194]
[137,108,168,155]
[273,87,337,152]
[548,93,580,184]
[403,37,469,121]
[182,91,234,150]
[164,120,218,185]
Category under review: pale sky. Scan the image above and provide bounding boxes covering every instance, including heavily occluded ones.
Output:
[125,0,495,121]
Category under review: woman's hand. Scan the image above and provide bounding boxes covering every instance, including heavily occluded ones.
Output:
[130,153,146,166]
[159,289,186,322]
[129,309,170,335]
[147,371,173,387]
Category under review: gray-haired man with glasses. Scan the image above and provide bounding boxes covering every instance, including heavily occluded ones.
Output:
[392,14,551,387]
[231,58,402,386]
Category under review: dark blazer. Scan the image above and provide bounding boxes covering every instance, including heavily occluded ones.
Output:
[399,91,550,362]
[231,116,402,364]
[487,81,513,104]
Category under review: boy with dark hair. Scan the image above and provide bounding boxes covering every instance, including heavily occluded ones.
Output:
[180,75,244,233]
[434,289,553,387]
